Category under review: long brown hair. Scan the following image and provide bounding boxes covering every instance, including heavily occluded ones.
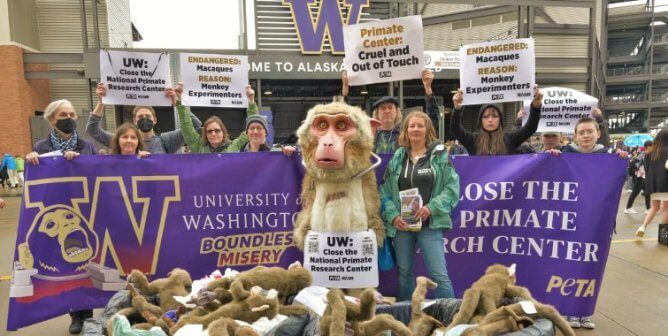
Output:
[200,116,229,145]
[110,123,145,154]
[398,111,437,148]
[475,130,508,155]
[648,129,668,161]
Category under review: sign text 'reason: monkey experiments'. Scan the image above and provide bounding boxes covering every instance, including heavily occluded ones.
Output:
[343,15,424,86]
[459,38,535,105]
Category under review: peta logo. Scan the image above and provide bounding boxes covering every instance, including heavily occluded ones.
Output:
[546,122,558,127]
[491,94,504,100]
[546,275,596,297]
[283,0,369,54]
[125,93,137,99]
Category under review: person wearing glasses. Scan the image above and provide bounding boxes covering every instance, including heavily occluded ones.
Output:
[168,84,256,153]
[87,83,202,154]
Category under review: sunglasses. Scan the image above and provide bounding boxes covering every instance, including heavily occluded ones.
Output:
[206,129,222,134]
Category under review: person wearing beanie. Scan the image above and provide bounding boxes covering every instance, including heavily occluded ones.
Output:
[242,115,271,152]
[241,115,297,155]
[450,86,543,155]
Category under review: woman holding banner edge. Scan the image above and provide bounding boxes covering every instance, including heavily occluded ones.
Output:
[379,110,459,301]
[450,86,543,155]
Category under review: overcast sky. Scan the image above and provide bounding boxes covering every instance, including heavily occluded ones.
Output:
[130,0,247,49]
[129,0,667,50]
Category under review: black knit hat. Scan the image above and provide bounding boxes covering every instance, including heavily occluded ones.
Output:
[245,115,268,133]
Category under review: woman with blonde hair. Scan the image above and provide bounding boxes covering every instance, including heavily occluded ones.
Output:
[379,110,459,301]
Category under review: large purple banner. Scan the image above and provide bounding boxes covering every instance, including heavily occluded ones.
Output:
[7,153,625,330]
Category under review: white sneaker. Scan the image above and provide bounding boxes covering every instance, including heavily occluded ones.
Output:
[624,208,638,214]
[567,316,581,328]
[580,316,595,329]
[645,209,650,214]
[636,225,646,237]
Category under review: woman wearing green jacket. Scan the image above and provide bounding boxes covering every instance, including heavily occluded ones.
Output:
[168,85,257,153]
[379,111,460,301]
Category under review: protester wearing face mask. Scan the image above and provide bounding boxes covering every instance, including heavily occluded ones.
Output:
[24,99,96,333]
[26,100,96,165]
[86,82,202,153]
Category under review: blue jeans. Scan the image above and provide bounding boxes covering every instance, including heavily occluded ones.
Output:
[393,226,454,301]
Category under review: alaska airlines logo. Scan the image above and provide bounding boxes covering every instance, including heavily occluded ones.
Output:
[19,176,180,278]
[283,0,369,54]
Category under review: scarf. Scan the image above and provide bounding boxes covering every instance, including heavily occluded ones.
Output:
[49,130,78,152]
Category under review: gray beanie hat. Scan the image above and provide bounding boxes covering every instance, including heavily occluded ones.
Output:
[245,115,268,133]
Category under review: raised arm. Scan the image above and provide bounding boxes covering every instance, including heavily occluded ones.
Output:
[166,85,204,152]
[161,84,203,153]
[593,108,610,146]
[449,89,476,154]
[85,82,113,146]
[507,86,543,148]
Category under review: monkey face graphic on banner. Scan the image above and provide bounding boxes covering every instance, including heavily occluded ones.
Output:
[22,205,99,278]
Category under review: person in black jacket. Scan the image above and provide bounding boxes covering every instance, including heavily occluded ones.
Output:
[450,86,543,155]
[637,131,668,237]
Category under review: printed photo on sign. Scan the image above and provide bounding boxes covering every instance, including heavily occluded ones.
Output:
[303,230,378,288]
[459,38,535,105]
[522,87,599,133]
[99,50,172,106]
[180,53,249,108]
[343,15,424,86]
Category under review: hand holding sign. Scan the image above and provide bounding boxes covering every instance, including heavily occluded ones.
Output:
[96,82,106,99]
[245,85,255,104]
[532,85,543,109]
[453,89,463,110]
[592,108,602,119]
[422,69,434,96]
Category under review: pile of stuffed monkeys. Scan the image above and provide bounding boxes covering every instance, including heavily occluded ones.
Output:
[108,262,575,336]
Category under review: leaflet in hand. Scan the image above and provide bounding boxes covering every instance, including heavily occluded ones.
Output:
[400,188,422,231]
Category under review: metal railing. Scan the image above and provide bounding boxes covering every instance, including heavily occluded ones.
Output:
[605,94,648,104]
[654,34,668,44]
[607,66,648,77]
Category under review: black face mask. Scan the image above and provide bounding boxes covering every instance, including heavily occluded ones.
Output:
[137,118,154,132]
[55,118,77,134]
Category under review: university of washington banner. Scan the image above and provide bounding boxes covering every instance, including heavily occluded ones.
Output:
[7,153,625,329]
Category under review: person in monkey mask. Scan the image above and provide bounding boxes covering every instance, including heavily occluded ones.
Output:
[379,111,460,301]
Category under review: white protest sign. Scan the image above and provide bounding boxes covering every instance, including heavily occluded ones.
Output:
[424,50,460,71]
[344,15,423,86]
[303,230,378,288]
[179,53,249,108]
[459,38,535,105]
[522,87,598,133]
[99,50,172,106]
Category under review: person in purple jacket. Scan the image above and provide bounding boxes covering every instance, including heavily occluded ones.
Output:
[26,99,96,167]
[23,98,95,333]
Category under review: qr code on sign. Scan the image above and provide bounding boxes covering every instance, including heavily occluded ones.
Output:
[362,243,373,256]
[308,240,319,253]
